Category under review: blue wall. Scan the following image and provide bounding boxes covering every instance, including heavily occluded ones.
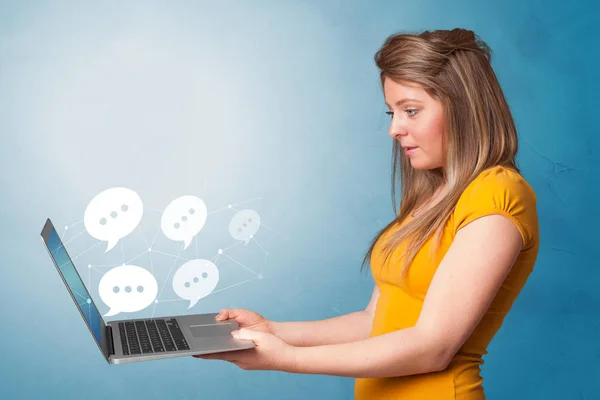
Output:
[1,0,598,398]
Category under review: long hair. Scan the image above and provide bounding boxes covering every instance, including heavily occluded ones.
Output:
[361,28,520,279]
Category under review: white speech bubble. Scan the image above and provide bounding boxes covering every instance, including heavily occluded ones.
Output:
[99,265,158,317]
[84,187,143,252]
[161,195,207,249]
[172,259,219,309]
[229,209,261,245]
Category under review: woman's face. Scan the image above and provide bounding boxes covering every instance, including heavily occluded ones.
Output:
[383,78,446,170]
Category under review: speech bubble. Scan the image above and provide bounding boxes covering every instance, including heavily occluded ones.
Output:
[228,209,261,245]
[99,265,158,317]
[161,195,207,249]
[84,187,143,252]
[172,259,219,309]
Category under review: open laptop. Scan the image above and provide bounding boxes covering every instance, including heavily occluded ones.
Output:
[40,218,255,364]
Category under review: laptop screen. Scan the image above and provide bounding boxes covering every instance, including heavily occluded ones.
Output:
[41,219,110,361]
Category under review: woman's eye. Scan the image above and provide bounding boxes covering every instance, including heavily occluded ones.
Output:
[385,111,394,117]
[406,109,418,117]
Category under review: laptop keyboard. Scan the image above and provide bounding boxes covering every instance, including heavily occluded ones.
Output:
[118,318,190,356]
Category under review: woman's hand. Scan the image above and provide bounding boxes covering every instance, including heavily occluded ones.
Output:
[193,328,298,372]
[214,308,274,335]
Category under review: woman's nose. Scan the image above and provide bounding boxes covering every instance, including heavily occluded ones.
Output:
[388,116,407,139]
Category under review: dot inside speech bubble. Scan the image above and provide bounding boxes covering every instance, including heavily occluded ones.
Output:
[161,195,207,249]
[84,187,143,252]
[99,265,158,317]
[172,259,219,309]
[228,209,261,245]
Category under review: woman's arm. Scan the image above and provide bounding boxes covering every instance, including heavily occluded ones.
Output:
[285,214,523,377]
[270,285,380,347]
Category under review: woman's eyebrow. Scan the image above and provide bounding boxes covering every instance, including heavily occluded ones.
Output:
[385,98,423,107]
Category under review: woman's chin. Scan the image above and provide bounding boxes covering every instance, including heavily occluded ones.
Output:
[409,159,427,169]
[409,159,440,170]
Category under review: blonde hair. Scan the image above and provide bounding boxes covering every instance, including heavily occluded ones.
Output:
[361,28,520,279]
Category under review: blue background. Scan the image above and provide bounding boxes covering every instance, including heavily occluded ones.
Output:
[1,0,598,398]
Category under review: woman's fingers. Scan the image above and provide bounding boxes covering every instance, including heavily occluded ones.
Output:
[194,351,237,361]
[215,308,245,322]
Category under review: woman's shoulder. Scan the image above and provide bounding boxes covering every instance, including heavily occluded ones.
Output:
[453,164,539,249]
[464,165,536,200]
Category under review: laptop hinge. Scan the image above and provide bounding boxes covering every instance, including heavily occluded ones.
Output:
[106,325,115,356]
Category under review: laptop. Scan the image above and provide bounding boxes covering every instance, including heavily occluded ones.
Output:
[40,218,255,364]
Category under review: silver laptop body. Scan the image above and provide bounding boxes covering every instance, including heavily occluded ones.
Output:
[40,218,255,365]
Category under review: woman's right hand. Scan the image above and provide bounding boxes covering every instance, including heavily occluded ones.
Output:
[215,308,273,334]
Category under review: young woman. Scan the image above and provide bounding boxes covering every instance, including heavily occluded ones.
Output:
[195,28,540,400]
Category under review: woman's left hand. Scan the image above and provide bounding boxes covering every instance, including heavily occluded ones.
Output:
[193,328,298,372]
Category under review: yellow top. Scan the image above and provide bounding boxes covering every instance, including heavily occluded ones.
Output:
[354,165,540,400]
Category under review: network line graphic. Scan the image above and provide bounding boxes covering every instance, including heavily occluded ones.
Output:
[58,187,273,319]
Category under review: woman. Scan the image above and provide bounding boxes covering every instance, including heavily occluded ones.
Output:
[195,28,540,399]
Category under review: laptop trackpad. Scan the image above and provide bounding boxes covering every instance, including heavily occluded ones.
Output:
[189,324,233,338]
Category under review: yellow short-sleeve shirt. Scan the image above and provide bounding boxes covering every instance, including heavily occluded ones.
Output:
[354,165,540,399]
